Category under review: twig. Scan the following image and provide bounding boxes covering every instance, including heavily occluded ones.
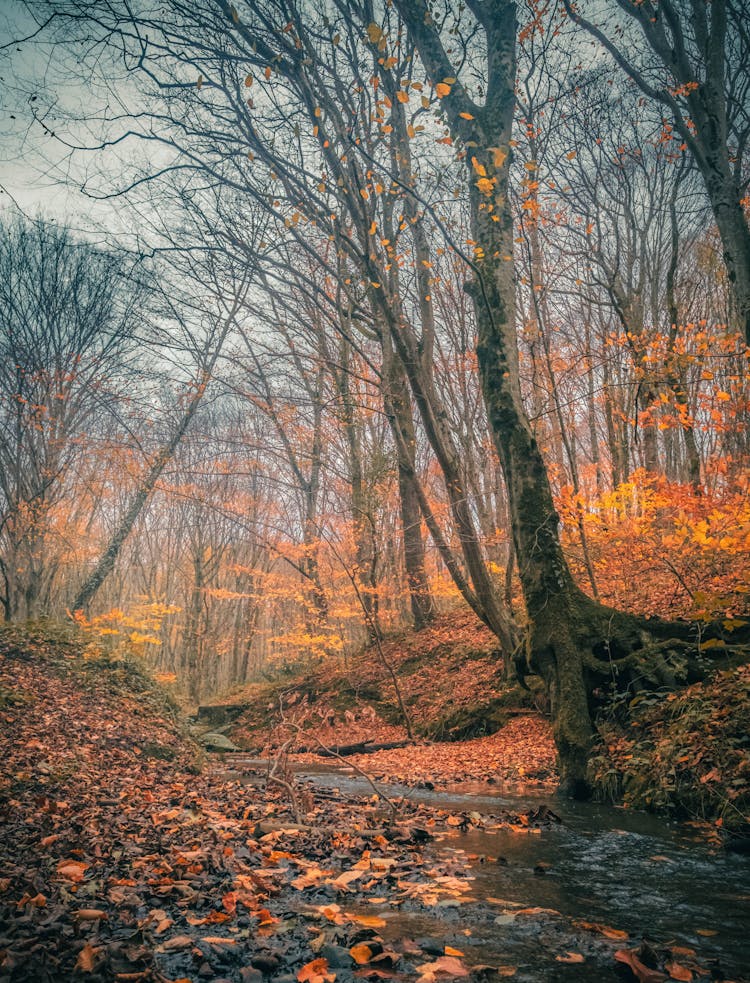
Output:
[278,698,401,817]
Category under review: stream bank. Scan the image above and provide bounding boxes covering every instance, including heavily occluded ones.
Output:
[220,756,750,983]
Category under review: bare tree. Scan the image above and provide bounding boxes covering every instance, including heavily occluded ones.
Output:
[0,215,141,620]
[563,0,750,346]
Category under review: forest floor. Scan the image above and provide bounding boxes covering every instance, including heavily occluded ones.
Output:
[211,611,750,831]
[215,612,556,792]
[3,624,748,983]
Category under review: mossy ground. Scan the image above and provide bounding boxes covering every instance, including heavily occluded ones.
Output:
[590,663,750,830]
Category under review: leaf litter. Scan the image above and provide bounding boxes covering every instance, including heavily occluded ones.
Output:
[1,630,745,982]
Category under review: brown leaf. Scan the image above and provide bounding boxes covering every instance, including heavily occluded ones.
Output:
[665,963,692,983]
[17,892,46,908]
[614,949,668,983]
[417,955,470,977]
[157,935,194,952]
[331,868,364,889]
[74,943,98,973]
[74,909,108,922]
[555,953,585,964]
[576,919,628,940]
[57,859,89,882]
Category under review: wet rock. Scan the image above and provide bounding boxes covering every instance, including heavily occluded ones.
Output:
[416,937,444,957]
[320,943,352,968]
[251,953,281,974]
[198,732,240,752]
[240,968,264,983]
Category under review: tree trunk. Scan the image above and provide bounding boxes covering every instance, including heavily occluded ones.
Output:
[382,347,435,630]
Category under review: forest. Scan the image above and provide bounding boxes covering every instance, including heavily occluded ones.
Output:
[0,1,749,981]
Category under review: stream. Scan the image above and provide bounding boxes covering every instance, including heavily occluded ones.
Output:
[228,758,750,981]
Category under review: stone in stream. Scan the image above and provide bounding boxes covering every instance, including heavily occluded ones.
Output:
[198,731,240,752]
[319,944,352,968]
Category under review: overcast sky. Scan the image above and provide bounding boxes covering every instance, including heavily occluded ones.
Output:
[0,3,134,234]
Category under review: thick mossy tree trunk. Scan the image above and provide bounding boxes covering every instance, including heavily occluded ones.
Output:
[395,0,730,795]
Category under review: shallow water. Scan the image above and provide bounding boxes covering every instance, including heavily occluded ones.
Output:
[228,758,750,980]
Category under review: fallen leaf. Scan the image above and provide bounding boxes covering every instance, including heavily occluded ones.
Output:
[331,868,364,889]
[350,943,373,965]
[298,957,336,983]
[347,912,386,929]
[74,943,98,973]
[56,859,89,882]
[615,948,668,983]
[73,909,107,922]
[17,893,46,908]
[417,956,469,977]
[665,963,692,982]
[576,919,628,940]
[555,952,585,964]
[157,935,194,952]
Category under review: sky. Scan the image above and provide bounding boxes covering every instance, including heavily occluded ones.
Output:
[0,3,135,234]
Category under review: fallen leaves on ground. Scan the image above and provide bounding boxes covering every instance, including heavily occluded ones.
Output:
[341,716,556,790]
[0,628,562,982]
[2,626,743,983]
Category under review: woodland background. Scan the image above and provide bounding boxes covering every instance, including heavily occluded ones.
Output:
[0,0,747,704]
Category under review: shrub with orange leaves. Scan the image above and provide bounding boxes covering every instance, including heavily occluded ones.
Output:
[561,469,750,622]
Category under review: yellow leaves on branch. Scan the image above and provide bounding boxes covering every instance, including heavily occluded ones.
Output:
[72,602,181,656]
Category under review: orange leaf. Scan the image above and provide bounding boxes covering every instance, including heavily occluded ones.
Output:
[576,920,628,940]
[347,912,386,928]
[396,90,409,103]
[350,943,373,965]
[444,946,464,957]
[298,957,336,983]
[555,952,585,964]
[73,909,107,922]
[435,82,451,98]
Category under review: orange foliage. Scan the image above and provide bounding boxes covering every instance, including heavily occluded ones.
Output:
[560,469,750,620]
